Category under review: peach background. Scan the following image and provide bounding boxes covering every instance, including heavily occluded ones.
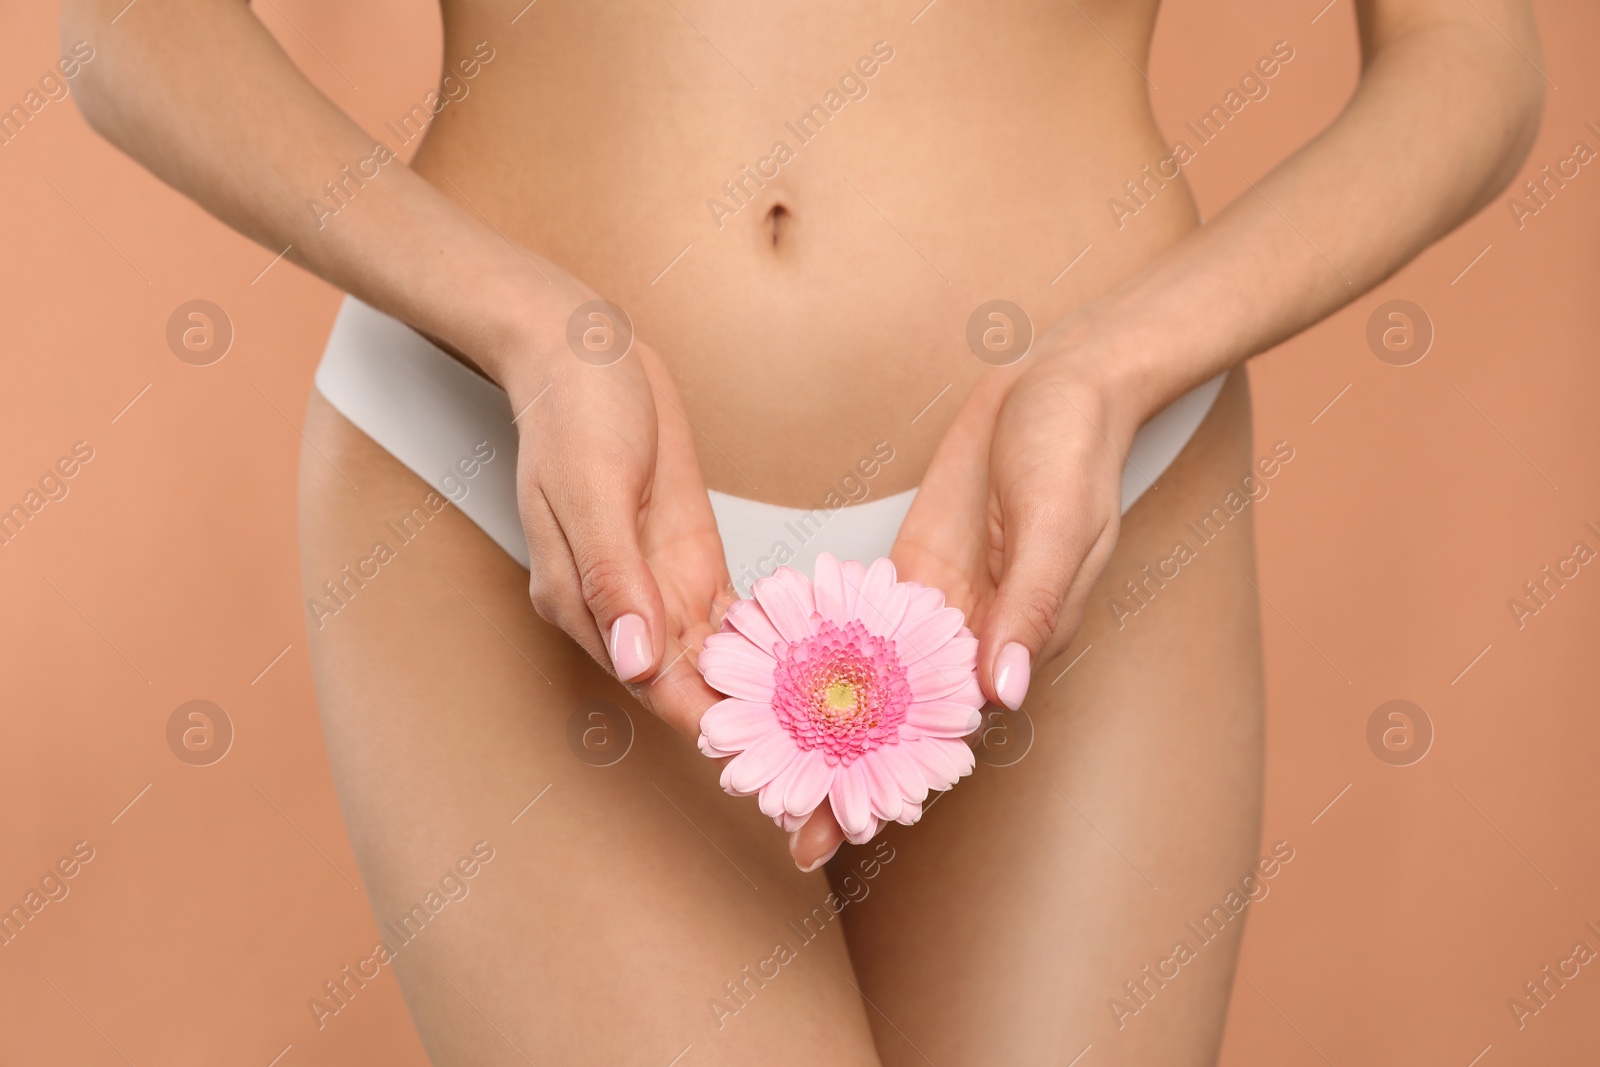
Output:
[3,1,1597,1064]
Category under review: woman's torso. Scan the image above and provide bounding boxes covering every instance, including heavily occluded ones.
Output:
[410,0,1196,503]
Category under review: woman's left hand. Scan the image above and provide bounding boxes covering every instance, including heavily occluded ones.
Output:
[786,331,1149,868]
[892,333,1142,713]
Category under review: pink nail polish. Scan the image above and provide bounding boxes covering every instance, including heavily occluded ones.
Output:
[994,641,1031,711]
[608,613,652,682]
[798,842,841,873]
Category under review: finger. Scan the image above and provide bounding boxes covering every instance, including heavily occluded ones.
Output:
[635,529,730,736]
[790,805,845,873]
[636,632,720,738]
[628,351,742,732]
[545,469,669,685]
[982,493,1116,710]
[888,384,995,616]
[521,492,608,660]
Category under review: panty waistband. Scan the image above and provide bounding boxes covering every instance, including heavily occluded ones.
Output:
[314,296,1225,592]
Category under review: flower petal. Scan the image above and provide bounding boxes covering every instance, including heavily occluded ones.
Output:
[944,738,977,775]
[907,736,967,789]
[904,582,947,616]
[698,640,777,701]
[723,598,784,657]
[812,553,849,625]
[758,756,806,818]
[860,581,911,640]
[702,629,772,661]
[700,698,778,752]
[829,759,873,838]
[861,756,903,823]
[782,748,835,817]
[880,743,931,804]
[895,802,923,826]
[752,573,814,644]
[943,674,986,710]
[851,557,898,627]
[778,810,807,833]
[721,730,800,796]
[930,737,977,780]
[905,634,979,699]
[839,559,867,616]
[907,699,983,738]
[770,565,816,619]
[843,815,881,846]
[893,599,967,658]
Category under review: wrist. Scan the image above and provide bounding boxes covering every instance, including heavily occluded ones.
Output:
[452,258,583,396]
[1037,295,1207,433]
[376,177,584,393]
[1031,311,1152,444]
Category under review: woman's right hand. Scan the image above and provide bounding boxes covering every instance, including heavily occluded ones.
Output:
[493,298,846,865]
[489,301,735,738]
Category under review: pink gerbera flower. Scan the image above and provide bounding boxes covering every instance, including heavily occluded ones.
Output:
[697,554,983,845]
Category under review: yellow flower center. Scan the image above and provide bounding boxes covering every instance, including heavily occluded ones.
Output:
[824,681,859,714]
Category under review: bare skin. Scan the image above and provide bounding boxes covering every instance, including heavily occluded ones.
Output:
[66,0,1543,1061]
[296,370,1262,1065]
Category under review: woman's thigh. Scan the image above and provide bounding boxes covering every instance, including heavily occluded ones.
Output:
[839,372,1266,1067]
[297,391,882,1066]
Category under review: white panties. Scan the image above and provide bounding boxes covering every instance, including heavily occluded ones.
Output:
[315,296,1225,594]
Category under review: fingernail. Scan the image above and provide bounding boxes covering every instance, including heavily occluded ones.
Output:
[994,641,1031,711]
[608,613,652,682]
[797,840,841,874]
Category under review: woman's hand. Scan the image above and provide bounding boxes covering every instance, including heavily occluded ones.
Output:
[492,308,735,738]
[892,333,1139,712]
[500,308,857,865]
[787,330,1142,870]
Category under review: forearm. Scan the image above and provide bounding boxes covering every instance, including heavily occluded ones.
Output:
[1071,9,1544,422]
[62,0,563,381]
